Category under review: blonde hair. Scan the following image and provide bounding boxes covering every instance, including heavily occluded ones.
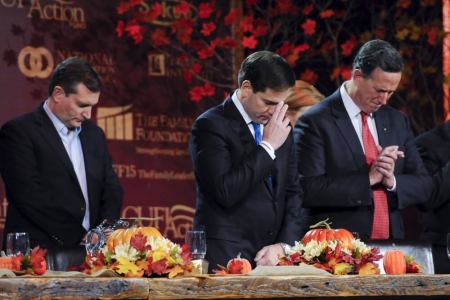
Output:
[285,80,324,125]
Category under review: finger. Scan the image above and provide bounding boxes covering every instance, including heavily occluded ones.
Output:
[256,256,270,266]
[271,101,284,122]
[397,151,405,158]
[282,117,290,128]
[277,103,288,122]
[376,144,383,154]
[254,247,267,262]
[383,145,399,154]
[378,155,395,164]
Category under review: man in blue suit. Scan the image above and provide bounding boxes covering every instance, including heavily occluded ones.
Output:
[189,51,304,271]
[295,40,431,240]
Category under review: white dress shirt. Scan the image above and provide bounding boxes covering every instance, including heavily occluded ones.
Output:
[43,101,90,230]
[340,83,396,191]
[231,91,275,159]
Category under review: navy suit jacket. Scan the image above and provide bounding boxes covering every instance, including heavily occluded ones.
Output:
[415,121,450,245]
[0,105,123,249]
[189,96,304,269]
[294,90,431,240]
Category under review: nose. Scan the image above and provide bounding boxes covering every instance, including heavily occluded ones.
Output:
[268,105,277,115]
[379,92,390,104]
[82,107,92,120]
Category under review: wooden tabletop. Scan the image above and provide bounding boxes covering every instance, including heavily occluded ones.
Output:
[0,274,449,299]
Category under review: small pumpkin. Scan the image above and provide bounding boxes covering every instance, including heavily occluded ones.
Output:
[383,250,406,275]
[226,253,252,274]
[302,219,354,250]
[106,226,162,252]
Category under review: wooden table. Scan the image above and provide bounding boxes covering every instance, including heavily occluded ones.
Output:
[0,274,449,299]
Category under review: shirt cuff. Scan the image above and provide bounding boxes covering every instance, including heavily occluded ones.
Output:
[386,176,397,192]
[260,141,276,160]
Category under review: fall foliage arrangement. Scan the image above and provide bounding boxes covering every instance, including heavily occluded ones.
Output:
[278,220,383,275]
[0,246,47,275]
[81,226,192,278]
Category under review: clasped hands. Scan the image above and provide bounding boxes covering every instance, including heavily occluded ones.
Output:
[369,145,404,189]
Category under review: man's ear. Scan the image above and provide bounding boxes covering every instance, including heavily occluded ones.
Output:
[51,86,66,102]
[353,69,363,80]
[240,80,253,98]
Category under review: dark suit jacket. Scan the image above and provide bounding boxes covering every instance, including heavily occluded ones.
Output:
[189,96,304,269]
[415,121,450,246]
[0,105,123,249]
[294,90,431,240]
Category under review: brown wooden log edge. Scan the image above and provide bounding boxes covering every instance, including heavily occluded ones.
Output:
[0,274,449,299]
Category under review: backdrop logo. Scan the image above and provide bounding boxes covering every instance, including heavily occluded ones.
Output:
[148,53,165,76]
[97,105,133,141]
[17,46,54,78]
[139,0,197,27]
[28,0,86,29]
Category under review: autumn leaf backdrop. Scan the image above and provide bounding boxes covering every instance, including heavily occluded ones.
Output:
[116,0,445,133]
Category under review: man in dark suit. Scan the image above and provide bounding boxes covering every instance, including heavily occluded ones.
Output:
[415,121,450,273]
[0,57,123,250]
[294,40,431,240]
[189,51,304,270]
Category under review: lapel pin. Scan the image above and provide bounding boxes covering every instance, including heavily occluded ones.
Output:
[383,128,387,132]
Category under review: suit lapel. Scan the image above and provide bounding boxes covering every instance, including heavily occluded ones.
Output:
[374,108,392,147]
[223,96,274,195]
[223,97,255,156]
[330,91,365,161]
[34,106,80,183]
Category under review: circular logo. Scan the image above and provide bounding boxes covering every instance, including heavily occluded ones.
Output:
[17,46,54,78]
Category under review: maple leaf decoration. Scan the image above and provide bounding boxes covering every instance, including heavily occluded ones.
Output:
[405,255,421,273]
[301,19,316,36]
[151,258,168,275]
[198,3,214,19]
[130,232,148,252]
[200,22,216,37]
[29,247,47,275]
[115,257,144,277]
[3,49,17,66]
[151,29,170,47]
[242,35,258,49]
[320,9,335,19]
[11,24,24,36]
[174,1,190,18]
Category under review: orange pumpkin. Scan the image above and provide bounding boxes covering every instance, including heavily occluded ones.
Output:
[0,256,21,271]
[227,253,252,274]
[383,250,406,275]
[0,257,13,270]
[302,219,354,250]
[106,226,162,251]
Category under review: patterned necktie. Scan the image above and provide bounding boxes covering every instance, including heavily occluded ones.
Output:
[361,112,389,239]
[251,122,273,191]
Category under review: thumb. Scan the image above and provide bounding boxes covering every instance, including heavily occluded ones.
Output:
[254,247,267,262]
[376,144,383,153]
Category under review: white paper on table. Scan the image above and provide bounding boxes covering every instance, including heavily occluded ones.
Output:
[249,264,331,276]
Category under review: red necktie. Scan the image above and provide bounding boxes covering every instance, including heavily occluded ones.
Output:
[361,112,390,239]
